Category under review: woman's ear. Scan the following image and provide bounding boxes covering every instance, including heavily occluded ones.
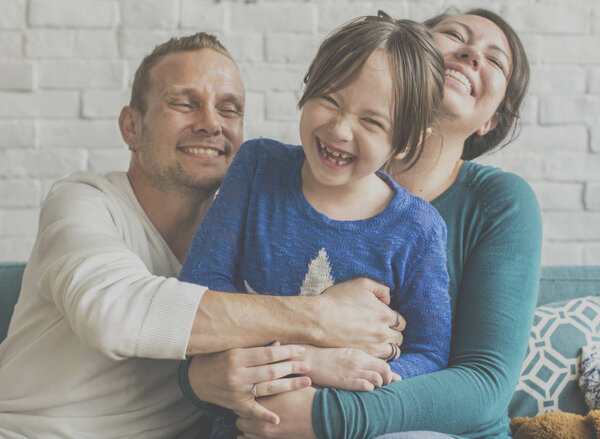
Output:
[393,127,433,160]
[477,114,498,137]
[119,106,143,152]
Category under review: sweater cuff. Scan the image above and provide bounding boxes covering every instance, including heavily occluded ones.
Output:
[178,357,227,416]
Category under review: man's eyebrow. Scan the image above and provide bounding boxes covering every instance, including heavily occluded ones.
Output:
[443,20,511,62]
[162,88,244,107]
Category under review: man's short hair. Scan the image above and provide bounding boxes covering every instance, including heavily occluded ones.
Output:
[130,33,233,115]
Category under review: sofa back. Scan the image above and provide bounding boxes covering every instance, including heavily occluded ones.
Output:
[0,262,25,342]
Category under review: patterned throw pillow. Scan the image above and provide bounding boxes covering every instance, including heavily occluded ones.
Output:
[509,296,600,418]
[579,344,600,410]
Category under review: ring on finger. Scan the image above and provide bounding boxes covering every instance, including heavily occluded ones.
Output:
[386,343,399,361]
[251,383,258,397]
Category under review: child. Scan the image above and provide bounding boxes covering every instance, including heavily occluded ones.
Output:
[180,12,451,438]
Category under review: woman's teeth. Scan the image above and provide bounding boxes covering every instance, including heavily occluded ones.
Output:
[319,142,354,166]
[445,69,472,95]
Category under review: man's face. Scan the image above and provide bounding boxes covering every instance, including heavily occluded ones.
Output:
[132,48,245,195]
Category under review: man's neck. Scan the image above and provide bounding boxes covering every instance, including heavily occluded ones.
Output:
[127,168,214,263]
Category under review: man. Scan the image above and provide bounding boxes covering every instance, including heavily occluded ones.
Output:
[0,33,403,438]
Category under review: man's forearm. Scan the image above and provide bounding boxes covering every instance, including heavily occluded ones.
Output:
[186,290,322,355]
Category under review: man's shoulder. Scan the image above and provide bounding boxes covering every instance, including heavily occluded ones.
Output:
[47,170,129,201]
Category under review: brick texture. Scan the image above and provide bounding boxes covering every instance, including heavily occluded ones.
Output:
[0,0,598,264]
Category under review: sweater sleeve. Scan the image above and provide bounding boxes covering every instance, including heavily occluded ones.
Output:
[179,140,258,292]
[32,174,207,361]
[312,174,542,438]
[388,222,451,379]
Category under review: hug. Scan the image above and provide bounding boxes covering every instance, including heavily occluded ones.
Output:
[0,6,542,439]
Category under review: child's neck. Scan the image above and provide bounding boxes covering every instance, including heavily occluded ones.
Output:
[301,163,393,221]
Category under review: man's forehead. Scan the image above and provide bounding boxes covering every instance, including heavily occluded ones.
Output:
[148,49,244,97]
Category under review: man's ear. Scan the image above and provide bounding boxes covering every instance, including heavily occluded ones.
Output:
[393,127,432,160]
[119,106,142,152]
[477,113,498,137]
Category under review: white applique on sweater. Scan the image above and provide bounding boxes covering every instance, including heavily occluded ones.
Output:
[244,248,334,296]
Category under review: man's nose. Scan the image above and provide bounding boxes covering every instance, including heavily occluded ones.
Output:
[191,106,222,136]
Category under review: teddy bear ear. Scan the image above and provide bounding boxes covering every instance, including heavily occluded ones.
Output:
[586,410,600,435]
[510,417,527,436]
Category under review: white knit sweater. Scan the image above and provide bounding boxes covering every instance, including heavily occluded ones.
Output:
[0,171,208,438]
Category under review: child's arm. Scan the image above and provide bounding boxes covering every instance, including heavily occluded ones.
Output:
[179,140,259,292]
[388,226,451,378]
[301,345,401,391]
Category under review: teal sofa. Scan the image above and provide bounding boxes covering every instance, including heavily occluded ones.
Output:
[1,262,600,421]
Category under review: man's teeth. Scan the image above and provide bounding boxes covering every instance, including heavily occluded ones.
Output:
[183,147,219,156]
[319,142,354,165]
[445,69,472,95]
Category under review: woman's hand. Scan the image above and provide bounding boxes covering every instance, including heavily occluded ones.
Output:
[303,345,401,391]
[236,387,318,439]
[187,344,311,424]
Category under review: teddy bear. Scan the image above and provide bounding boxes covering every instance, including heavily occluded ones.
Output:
[510,410,600,439]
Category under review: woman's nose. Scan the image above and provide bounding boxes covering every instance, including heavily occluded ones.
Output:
[458,47,483,70]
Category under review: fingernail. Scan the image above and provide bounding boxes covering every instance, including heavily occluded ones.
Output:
[300,376,311,386]
[299,362,310,372]
[295,346,306,353]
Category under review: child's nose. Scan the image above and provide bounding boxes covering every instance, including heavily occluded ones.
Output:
[329,115,353,142]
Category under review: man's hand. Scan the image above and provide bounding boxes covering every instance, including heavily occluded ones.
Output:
[316,277,406,356]
[303,345,401,391]
[187,345,311,424]
[236,387,318,439]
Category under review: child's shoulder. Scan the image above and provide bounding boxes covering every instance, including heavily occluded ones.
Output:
[378,171,446,242]
[240,138,303,163]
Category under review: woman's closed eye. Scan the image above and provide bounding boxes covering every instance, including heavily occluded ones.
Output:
[444,30,464,42]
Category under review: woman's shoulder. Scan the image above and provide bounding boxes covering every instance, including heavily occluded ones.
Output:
[461,160,540,223]
[463,161,538,204]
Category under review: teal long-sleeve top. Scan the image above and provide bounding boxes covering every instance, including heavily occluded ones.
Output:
[312,161,543,438]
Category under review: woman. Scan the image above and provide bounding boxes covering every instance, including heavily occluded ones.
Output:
[183,8,542,439]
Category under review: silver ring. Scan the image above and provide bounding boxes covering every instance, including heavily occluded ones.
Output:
[386,343,398,362]
[251,383,258,397]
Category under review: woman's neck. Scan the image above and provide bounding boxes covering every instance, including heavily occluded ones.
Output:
[301,163,393,221]
[390,133,464,202]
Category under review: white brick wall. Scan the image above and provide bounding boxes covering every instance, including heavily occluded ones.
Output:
[0,0,598,265]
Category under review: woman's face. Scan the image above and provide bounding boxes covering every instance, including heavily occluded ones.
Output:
[431,14,512,137]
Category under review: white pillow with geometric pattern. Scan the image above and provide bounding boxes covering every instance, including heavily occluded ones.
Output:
[509,295,600,418]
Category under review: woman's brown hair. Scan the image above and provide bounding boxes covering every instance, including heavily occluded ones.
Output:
[298,11,445,165]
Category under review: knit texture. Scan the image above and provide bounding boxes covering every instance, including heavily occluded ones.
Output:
[180,138,451,438]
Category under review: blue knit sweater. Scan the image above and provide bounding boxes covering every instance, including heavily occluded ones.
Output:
[179,138,451,435]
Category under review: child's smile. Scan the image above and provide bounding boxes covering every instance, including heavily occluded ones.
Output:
[316,137,356,168]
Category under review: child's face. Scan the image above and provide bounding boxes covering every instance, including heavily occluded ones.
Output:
[299,50,395,191]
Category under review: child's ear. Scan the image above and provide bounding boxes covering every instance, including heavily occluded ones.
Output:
[393,127,432,160]
[477,113,498,137]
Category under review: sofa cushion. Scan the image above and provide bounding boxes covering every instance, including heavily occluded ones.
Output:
[509,295,600,418]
